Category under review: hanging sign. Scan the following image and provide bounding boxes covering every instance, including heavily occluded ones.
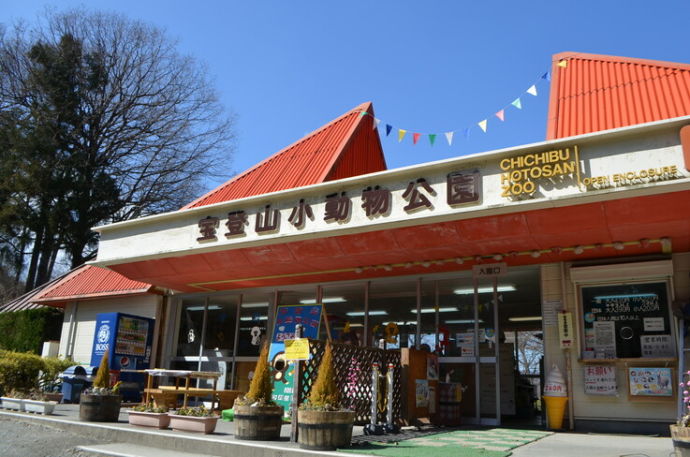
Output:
[558,312,574,349]
[472,262,507,279]
[583,365,617,396]
[284,338,310,361]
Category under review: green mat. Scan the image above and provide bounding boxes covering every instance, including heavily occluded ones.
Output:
[340,428,552,457]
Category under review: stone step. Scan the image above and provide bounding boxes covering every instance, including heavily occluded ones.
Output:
[77,443,221,457]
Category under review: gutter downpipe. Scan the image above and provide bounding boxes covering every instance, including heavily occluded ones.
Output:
[561,261,575,431]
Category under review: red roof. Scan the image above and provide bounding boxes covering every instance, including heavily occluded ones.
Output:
[34,265,154,305]
[183,102,386,209]
[547,52,690,139]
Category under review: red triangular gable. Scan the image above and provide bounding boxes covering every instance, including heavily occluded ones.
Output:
[547,52,690,139]
[183,102,386,209]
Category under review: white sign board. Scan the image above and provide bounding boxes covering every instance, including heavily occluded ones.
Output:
[472,263,507,279]
[584,365,617,396]
[641,334,674,358]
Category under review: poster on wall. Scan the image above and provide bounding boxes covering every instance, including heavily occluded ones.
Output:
[415,379,430,408]
[427,356,439,380]
[268,304,322,411]
[628,367,673,396]
[640,334,674,358]
[457,332,475,357]
[583,365,617,395]
[592,321,616,359]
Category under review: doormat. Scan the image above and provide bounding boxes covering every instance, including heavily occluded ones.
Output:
[341,428,552,457]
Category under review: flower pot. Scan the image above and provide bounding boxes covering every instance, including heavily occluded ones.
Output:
[79,394,122,422]
[0,397,25,411]
[128,410,171,429]
[23,399,57,415]
[44,393,63,403]
[298,409,355,451]
[233,403,284,441]
[671,425,690,457]
[168,414,218,434]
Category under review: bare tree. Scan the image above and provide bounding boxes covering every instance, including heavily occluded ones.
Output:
[0,9,235,289]
[516,331,543,375]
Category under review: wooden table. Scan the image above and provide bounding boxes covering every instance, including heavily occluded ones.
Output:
[142,369,222,410]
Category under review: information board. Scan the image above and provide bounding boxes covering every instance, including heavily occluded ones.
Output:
[581,282,671,359]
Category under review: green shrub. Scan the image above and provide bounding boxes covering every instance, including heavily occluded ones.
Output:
[0,308,63,354]
[0,350,45,395]
[0,350,73,396]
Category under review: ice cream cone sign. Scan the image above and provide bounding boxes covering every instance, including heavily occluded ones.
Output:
[543,364,568,429]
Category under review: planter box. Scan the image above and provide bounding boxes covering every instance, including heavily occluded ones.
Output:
[168,414,219,434]
[298,409,355,451]
[128,410,170,429]
[44,393,63,403]
[23,399,57,415]
[1,397,25,411]
[234,404,284,441]
[671,425,690,457]
[79,394,122,422]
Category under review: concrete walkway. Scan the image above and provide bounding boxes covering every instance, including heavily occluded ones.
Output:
[511,432,674,457]
[0,404,677,457]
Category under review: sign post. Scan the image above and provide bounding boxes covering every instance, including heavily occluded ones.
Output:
[288,324,307,443]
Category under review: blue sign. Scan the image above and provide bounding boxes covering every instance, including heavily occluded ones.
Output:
[268,304,322,411]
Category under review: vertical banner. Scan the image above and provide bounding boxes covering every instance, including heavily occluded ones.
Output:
[268,304,322,412]
[558,312,574,349]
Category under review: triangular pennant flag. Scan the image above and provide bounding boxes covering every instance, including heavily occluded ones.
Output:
[385,124,393,136]
[558,60,568,68]
[463,128,470,139]
[428,134,436,146]
[444,131,454,146]
[478,119,487,132]
[398,129,407,142]
[373,118,381,130]
[495,109,505,121]
[412,132,421,144]
[527,85,538,96]
[511,98,522,109]
[541,71,551,81]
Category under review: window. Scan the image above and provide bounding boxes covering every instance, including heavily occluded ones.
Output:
[580,281,674,359]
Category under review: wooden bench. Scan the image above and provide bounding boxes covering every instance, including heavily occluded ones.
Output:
[146,387,244,410]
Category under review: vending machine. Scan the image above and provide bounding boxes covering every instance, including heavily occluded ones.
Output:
[90,312,155,372]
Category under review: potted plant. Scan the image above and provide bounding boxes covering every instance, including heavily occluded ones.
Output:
[298,342,355,451]
[1,389,29,411]
[233,343,284,440]
[128,403,170,429]
[168,405,219,434]
[79,351,122,422]
[23,389,58,415]
[672,369,690,456]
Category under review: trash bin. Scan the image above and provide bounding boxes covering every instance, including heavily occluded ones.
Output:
[60,366,90,403]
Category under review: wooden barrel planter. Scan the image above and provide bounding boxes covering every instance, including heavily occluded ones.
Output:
[671,425,690,457]
[298,410,355,451]
[234,404,284,440]
[79,394,122,422]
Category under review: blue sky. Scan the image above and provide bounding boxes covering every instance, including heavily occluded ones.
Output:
[4,1,690,193]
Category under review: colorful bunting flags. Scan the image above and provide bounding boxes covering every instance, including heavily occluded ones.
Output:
[558,60,568,68]
[360,63,556,147]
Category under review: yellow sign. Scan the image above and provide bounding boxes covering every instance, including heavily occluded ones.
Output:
[500,146,581,198]
[284,338,310,360]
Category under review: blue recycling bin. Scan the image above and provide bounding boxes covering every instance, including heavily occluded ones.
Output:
[60,366,90,403]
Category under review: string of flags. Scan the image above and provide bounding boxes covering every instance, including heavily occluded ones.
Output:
[362,59,568,147]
